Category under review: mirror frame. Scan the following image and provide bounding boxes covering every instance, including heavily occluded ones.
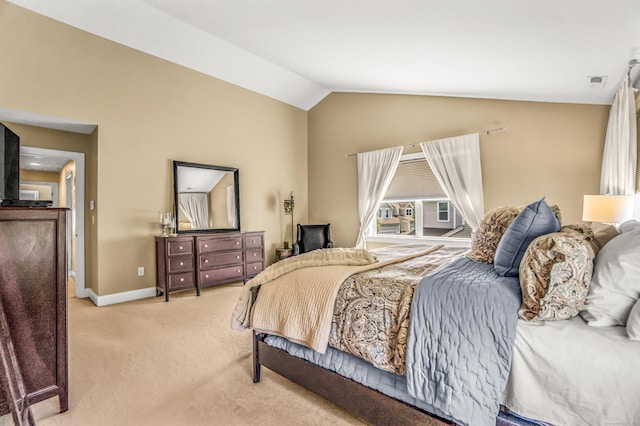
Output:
[173,160,241,234]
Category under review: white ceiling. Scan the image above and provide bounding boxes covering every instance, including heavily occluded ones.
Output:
[5,0,640,113]
[20,151,70,172]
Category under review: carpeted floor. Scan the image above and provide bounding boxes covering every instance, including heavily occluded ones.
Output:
[2,284,366,426]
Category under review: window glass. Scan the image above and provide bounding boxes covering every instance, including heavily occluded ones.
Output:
[372,154,471,240]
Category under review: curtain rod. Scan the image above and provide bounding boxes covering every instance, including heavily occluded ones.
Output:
[344,127,507,158]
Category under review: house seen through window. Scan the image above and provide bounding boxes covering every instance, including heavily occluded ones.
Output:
[372,153,471,240]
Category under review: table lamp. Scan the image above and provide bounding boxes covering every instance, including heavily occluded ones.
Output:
[582,194,634,225]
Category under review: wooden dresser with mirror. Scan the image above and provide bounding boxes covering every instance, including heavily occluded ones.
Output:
[155,231,264,301]
[156,160,263,301]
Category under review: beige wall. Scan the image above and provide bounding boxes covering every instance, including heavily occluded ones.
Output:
[210,171,236,228]
[0,2,308,296]
[20,169,59,183]
[308,93,609,248]
[0,2,612,297]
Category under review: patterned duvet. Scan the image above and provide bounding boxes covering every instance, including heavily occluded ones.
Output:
[328,244,468,375]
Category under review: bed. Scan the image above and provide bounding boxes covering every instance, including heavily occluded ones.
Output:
[232,200,640,426]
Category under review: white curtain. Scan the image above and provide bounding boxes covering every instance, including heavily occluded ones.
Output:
[178,193,209,229]
[600,74,637,196]
[419,133,484,230]
[356,146,403,248]
[226,185,237,228]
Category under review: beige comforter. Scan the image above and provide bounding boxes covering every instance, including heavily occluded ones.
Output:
[231,245,444,353]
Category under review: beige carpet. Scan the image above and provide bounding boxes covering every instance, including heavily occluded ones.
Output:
[2,284,366,426]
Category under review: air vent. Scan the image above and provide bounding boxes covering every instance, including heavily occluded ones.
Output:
[588,75,607,88]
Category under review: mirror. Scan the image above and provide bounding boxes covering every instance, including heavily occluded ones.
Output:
[173,161,240,233]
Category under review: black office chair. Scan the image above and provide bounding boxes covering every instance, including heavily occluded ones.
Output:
[292,224,334,256]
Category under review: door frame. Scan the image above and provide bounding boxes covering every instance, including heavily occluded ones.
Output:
[21,146,86,298]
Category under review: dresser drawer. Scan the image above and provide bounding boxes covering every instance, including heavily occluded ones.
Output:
[168,272,195,291]
[199,236,243,253]
[167,255,193,273]
[244,234,263,249]
[245,248,264,262]
[200,250,243,269]
[200,265,244,285]
[246,261,264,277]
[168,239,193,256]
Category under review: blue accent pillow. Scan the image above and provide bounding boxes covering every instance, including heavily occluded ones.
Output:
[494,197,561,277]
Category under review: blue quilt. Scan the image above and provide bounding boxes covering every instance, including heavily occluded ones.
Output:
[406,257,521,426]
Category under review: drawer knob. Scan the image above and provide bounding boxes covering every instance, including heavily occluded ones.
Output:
[205,274,209,278]
[253,266,257,270]
[179,246,183,250]
[252,240,256,243]
[237,269,241,273]
[205,244,208,248]
[180,278,184,282]
[253,253,257,256]
[236,241,240,245]
[205,259,208,263]
[236,255,240,259]
[179,261,184,266]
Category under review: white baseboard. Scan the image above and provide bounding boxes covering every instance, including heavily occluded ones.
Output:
[86,287,157,307]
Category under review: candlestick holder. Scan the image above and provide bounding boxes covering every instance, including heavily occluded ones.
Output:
[160,211,174,237]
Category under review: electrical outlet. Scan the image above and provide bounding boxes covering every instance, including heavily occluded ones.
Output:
[137,267,144,276]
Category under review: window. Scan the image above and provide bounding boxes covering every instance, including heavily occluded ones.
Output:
[370,153,469,241]
[437,201,450,222]
[378,207,391,218]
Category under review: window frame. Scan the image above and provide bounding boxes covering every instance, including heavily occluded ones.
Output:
[365,153,470,247]
[436,201,450,222]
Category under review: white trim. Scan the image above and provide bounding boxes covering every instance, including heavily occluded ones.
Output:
[86,287,157,307]
[21,146,86,299]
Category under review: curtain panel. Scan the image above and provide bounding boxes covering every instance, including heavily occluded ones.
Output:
[356,147,403,248]
[178,193,209,229]
[420,133,485,231]
[600,74,638,196]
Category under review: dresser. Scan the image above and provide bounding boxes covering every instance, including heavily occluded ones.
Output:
[155,231,264,301]
[0,208,69,416]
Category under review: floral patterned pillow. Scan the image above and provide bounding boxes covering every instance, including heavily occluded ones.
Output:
[467,204,562,264]
[518,227,595,321]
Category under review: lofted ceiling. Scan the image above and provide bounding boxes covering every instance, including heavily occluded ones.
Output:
[5,0,640,113]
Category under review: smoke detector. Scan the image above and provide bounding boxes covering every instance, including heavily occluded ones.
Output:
[587,75,608,88]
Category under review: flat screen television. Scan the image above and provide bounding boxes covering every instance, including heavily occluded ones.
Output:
[0,123,20,203]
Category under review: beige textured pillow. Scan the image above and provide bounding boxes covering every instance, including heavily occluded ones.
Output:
[518,228,595,321]
[467,204,562,264]
[467,206,522,264]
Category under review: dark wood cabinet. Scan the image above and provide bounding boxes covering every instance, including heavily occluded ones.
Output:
[0,207,69,416]
[155,231,264,301]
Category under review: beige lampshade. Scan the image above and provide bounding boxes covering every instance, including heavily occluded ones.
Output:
[582,195,634,223]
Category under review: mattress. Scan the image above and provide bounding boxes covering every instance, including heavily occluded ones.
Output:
[266,315,640,426]
[503,316,640,426]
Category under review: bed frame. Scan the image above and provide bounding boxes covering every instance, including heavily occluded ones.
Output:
[252,331,452,425]
[252,332,541,426]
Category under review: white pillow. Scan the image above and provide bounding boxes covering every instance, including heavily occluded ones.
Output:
[580,220,640,326]
[628,299,640,341]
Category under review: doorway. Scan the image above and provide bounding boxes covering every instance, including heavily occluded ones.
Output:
[20,146,86,298]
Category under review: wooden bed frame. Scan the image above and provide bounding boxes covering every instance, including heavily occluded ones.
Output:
[252,331,539,426]
[252,331,452,425]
